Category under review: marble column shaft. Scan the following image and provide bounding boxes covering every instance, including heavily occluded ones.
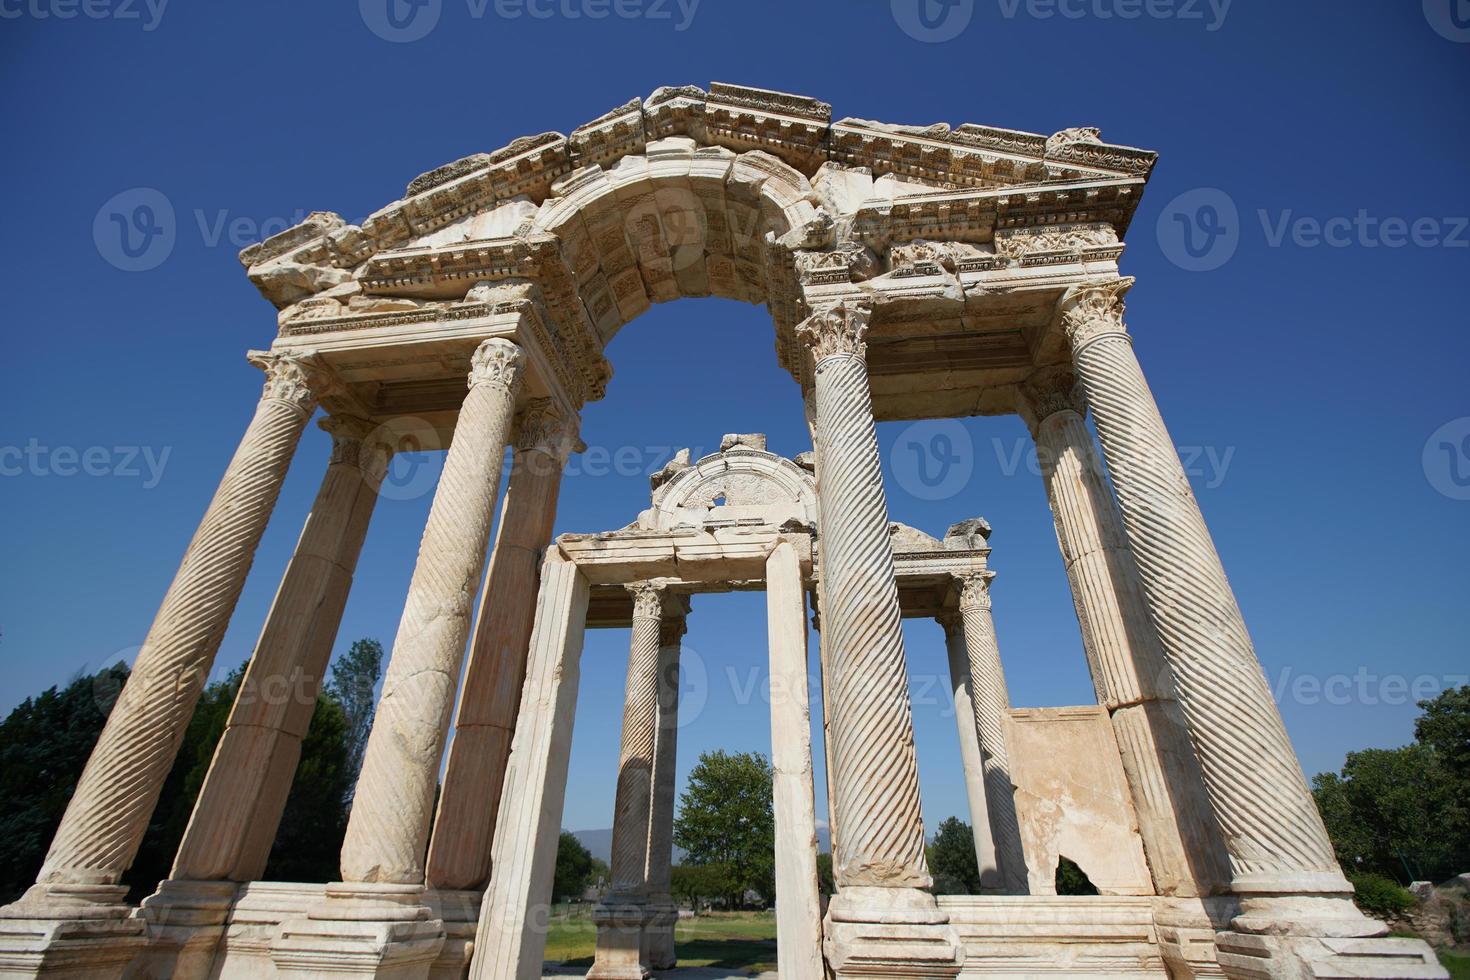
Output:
[766,540,824,980]
[427,399,575,892]
[23,351,319,903]
[606,584,666,904]
[1060,280,1346,897]
[642,612,684,971]
[1024,375,1229,898]
[341,337,525,885]
[798,304,930,890]
[937,612,1000,891]
[952,573,1028,895]
[172,414,390,883]
[468,551,590,980]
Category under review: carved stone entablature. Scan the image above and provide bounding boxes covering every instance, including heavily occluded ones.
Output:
[794,301,872,363]
[794,241,879,286]
[241,82,1155,322]
[1059,277,1134,351]
[994,222,1123,266]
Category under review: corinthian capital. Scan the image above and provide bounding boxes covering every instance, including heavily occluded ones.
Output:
[247,348,327,415]
[320,414,394,486]
[794,300,872,362]
[1058,277,1134,351]
[627,582,666,622]
[468,338,526,393]
[954,571,996,612]
[515,398,580,460]
[1019,365,1086,429]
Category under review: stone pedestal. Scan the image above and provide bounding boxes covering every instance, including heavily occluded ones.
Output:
[271,884,444,980]
[798,302,962,980]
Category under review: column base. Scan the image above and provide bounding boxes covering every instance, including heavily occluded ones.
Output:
[0,884,147,980]
[1153,896,1237,979]
[1215,891,1447,979]
[271,882,445,980]
[587,900,651,980]
[424,889,479,980]
[822,886,964,980]
[135,879,241,980]
[641,898,678,972]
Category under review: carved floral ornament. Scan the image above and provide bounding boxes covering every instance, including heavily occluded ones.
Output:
[954,570,997,611]
[627,582,665,621]
[468,337,527,393]
[515,398,580,460]
[1058,277,1134,351]
[320,414,395,485]
[1021,365,1086,425]
[247,348,329,414]
[794,301,873,363]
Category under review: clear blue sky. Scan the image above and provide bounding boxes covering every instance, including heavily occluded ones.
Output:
[2,1,1467,838]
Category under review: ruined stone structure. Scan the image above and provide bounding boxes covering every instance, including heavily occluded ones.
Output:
[0,83,1446,979]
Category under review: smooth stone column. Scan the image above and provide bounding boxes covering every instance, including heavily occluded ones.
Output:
[588,583,667,980]
[1020,368,1229,901]
[169,415,392,886]
[766,540,824,980]
[341,337,525,887]
[428,399,578,891]
[1058,281,1380,944]
[468,550,590,980]
[936,611,1000,891]
[641,607,686,971]
[951,572,1028,895]
[796,301,962,980]
[1,350,320,931]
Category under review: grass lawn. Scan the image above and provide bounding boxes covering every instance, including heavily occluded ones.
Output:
[545,910,777,974]
[1440,949,1470,980]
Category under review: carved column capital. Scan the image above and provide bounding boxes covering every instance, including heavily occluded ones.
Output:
[1059,277,1134,352]
[247,348,326,415]
[794,300,872,363]
[626,582,666,622]
[658,616,687,647]
[954,571,996,612]
[936,609,965,639]
[515,398,580,461]
[319,414,394,486]
[468,338,526,393]
[1019,365,1087,431]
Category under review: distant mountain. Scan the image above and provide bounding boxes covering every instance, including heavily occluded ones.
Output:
[570,825,832,864]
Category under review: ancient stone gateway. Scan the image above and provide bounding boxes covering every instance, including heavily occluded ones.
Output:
[0,82,1446,979]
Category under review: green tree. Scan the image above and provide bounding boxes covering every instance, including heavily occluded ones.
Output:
[1415,685,1470,793]
[552,831,596,901]
[327,638,383,801]
[816,852,835,896]
[671,863,735,911]
[928,816,981,894]
[0,664,129,904]
[673,750,775,907]
[265,695,353,882]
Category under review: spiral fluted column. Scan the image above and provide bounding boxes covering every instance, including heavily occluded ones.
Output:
[952,572,1028,895]
[169,415,391,886]
[642,610,685,971]
[9,351,320,914]
[1020,368,1229,899]
[427,399,578,893]
[589,582,667,980]
[797,301,961,980]
[937,611,1000,891]
[1060,280,1367,934]
[341,337,525,885]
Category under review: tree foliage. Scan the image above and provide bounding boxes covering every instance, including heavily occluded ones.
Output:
[0,639,385,905]
[1313,686,1470,887]
[673,750,774,907]
[552,831,596,902]
[928,816,981,895]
